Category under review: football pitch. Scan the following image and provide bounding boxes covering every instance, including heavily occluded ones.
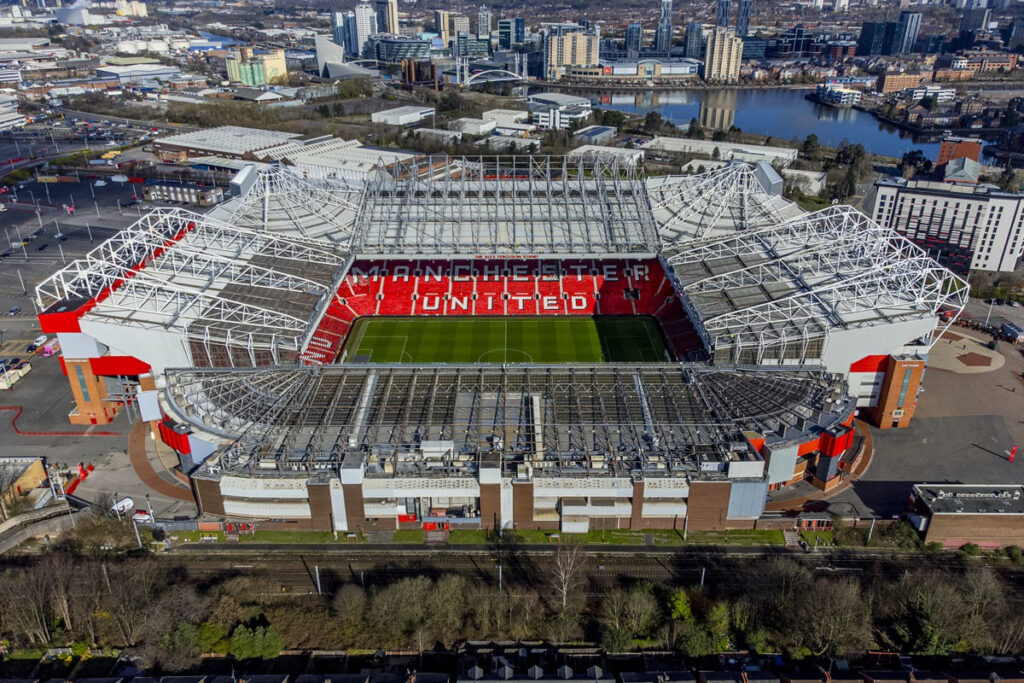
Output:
[343,316,670,364]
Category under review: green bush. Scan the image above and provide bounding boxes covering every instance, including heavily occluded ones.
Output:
[960,542,981,557]
[228,624,283,660]
[1005,545,1023,563]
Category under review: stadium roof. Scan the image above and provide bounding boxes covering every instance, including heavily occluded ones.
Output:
[212,157,662,256]
[36,208,346,368]
[168,364,853,477]
[213,165,363,244]
[647,164,803,246]
[663,205,969,363]
[350,156,659,255]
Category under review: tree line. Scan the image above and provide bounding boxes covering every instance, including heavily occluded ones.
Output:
[3,547,1024,673]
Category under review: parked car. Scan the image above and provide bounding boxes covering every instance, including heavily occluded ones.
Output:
[110,497,135,515]
[132,510,154,523]
[7,306,20,315]
[34,335,47,346]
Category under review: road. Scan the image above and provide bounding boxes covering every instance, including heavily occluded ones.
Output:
[55,107,197,133]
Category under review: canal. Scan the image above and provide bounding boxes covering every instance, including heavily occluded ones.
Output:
[584,88,946,159]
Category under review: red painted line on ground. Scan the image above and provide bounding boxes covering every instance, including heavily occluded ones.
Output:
[0,406,122,437]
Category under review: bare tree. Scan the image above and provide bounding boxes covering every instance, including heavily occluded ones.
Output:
[0,568,53,644]
[40,552,77,633]
[551,540,587,615]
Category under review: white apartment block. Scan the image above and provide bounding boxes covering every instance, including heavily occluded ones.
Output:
[870,178,1024,274]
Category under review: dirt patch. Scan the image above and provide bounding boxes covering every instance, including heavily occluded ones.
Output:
[957,352,993,367]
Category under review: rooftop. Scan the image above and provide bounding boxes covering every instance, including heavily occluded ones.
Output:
[154,125,301,156]
[173,363,853,477]
[914,484,1024,515]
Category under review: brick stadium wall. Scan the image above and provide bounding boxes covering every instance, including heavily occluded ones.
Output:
[193,477,225,516]
[685,480,732,531]
[925,513,1024,548]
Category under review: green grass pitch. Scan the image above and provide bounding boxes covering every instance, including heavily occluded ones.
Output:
[342,316,670,364]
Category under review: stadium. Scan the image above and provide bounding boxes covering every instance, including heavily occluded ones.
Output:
[36,156,968,533]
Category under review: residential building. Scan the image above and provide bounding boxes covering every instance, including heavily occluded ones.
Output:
[908,85,956,103]
[655,0,673,53]
[897,11,921,53]
[375,0,399,34]
[450,14,471,41]
[544,30,600,80]
[870,177,1024,273]
[477,5,491,39]
[815,84,861,105]
[625,22,643,59]
[331,12,348,49]
[352,3,377,57]
[434,10,450,45]
[225,47,287,86]
[703,27,742,82]
[382,9,410,37]
[736,0,752,37]
[937,136,983,165]
[716,0,730,28]
[877,72,922,93]
[497,18,525,50]
[960,7,990,32]
[684,21,704,58]
[857,21,902,55]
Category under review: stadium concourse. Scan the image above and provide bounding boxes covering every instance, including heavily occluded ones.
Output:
[35,157,968,534]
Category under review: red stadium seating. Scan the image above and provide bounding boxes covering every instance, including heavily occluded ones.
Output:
[301,258,705,364]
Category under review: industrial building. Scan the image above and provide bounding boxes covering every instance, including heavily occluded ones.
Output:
[371,105,435,126]
[35,157,967,533]
[911,484,1024,548]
